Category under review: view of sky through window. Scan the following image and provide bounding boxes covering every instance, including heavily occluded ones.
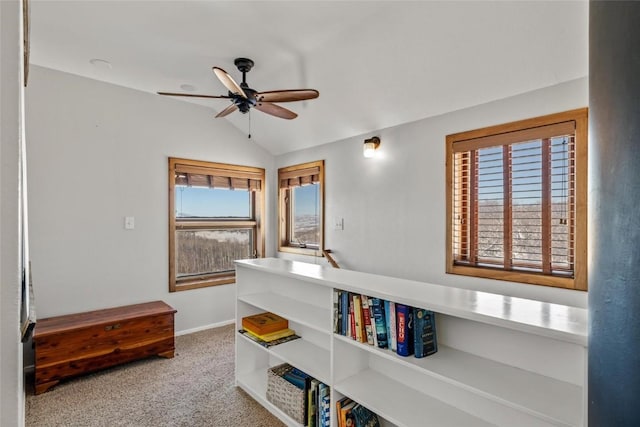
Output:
[176,186,250,218]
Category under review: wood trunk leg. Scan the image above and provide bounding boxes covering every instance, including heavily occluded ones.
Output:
[157,350,174,358]
[35,380,60,395]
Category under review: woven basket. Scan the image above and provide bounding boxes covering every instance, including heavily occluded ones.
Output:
[266,363,306,424]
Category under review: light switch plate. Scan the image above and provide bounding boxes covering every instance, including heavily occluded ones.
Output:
[334,217,344,230]
[124,216,135,230]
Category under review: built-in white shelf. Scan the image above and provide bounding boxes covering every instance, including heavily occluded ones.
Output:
[235,258,587,427]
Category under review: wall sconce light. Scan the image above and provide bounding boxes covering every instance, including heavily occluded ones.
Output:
[363,136,381,158]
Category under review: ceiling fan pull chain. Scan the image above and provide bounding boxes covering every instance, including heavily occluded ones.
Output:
[248,110,251,139]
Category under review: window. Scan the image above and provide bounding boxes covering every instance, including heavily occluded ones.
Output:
[446,108,587,290]
[278,160,324,256]
[169,158,264,292]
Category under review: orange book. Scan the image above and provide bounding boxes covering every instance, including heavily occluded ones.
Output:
[340,401,357,427]
[336,397,353,427]
[242,312,288,336]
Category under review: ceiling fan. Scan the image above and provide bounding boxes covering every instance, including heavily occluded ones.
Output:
[158,58,319,120]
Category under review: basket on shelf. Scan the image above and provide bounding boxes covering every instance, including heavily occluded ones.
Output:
[266,363,306,424]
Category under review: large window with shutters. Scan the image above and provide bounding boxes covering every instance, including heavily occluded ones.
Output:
[446,109,588,290]
[169,158,264,292]
[278,160,324,256]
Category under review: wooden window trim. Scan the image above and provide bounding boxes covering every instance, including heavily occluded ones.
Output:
[278,160,325,256]
[168,157,265,292]
[446,108,588,291]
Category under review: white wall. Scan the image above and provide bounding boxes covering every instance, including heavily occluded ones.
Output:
[277,77,588,308]
[1,0,25,425]
[25,66,275,333]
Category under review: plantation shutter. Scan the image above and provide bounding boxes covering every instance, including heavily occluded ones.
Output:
[174,164,262,191]
[451,121,576,277]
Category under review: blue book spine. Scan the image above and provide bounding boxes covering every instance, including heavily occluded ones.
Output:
[334,291,340,334]
[383,300,393,350]
[341,291,349,336]
[283,371,307,389]
[370,298,388,349]
[290,367,310,379]
[414,308,438,358]
[321,394,330,427]
[395,304,414,356]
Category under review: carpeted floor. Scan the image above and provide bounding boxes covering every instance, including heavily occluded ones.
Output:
[26,324,285,427]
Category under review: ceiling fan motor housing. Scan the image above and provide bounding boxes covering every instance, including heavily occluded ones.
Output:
[232,87,257,113]
[234,58,255,73]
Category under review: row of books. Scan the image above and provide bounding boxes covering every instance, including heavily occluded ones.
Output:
[333,290,438,358]
[278,364,331,427]
[240,311,301,347]
[335,396,380,427]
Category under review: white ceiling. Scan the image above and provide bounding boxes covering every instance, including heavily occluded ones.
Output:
[29,1,588,155]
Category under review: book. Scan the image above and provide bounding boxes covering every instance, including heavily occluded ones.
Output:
[351,403,381,427]
[370,298,388,349]
[336,397,353,427]
[243,327,295,342]
[413,308,438,358]
[349,294,355,339]
[321,393,331,427]
[361,295,375,345]
[334,291,340,334]
[369,302,378,347]
[308,379,320,427]
[242,312,288,336]
[238,329,301,348]
[341,291,349,336]
[353,294,364,342]
[396,303,414,356]
[283,369,309,390]
[340,401,357,427]
[317,382,329,427]
[385,300,397,352]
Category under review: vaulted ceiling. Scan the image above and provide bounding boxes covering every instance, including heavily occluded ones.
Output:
[29,1,588,155]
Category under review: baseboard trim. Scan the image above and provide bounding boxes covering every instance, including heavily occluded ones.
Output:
[175,319,234,336]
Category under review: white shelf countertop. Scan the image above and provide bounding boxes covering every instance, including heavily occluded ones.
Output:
[236,258,587,346]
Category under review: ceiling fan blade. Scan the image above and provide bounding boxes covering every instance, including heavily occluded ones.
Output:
[157,92,231,99]
[254,102,298,120]
[256,89,319,103]
[215,104,238,118]
[212,67,247,98]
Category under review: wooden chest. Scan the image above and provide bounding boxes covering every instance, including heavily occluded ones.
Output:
[33,300,176,394]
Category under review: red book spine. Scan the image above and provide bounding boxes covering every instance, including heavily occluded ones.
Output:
[362,296,374,345]
[397,310,406,346]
